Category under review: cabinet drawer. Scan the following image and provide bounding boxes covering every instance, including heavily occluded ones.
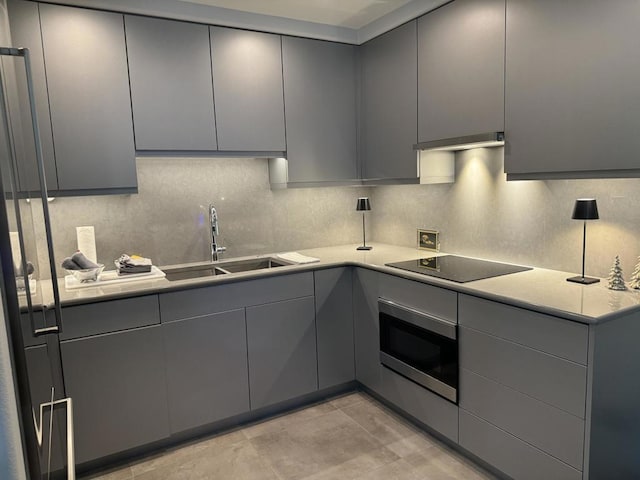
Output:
[459,409,581,480]
[160,272,314,322]
[60,295,160,340]
[379,366,458,443]
[460,327,587,418]
[460,368,584,469]
[379,274,457,323]
[459,294,588,364]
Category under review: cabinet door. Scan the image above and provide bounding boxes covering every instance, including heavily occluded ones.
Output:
[505,0,640,178]
[39,4,136,192]
[163,309,250,434]
[360,21,417,180]
[60,325,170,464]
[210,27,285,152]
[6,0,57,192]
[315,268,354,389]
[353,268,381,393]
[282,37,358,183]
[125,15,217,151]
[246,296,317,409]
[418,0,505,142]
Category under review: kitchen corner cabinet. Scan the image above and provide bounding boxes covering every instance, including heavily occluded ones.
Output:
[314,268,354,389]
[210,27,286,152]
[505,0,640,179]
[6,0,57,192]
[125,15,216,152]
[282,37,358,184]
[247,296,317,410]
[359,20,418,180]
[39,4,137,192]
[162,309,250,434]
[417,0,505,143]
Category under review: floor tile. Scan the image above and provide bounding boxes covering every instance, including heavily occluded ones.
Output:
[301,446,399,480]
[328,392,369,410]
[82,466,133,480]
[249,409,383,480]
[242,401,337,440]
[340,397,419,446]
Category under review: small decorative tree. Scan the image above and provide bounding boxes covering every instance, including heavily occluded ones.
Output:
[607,256,627,291]
[630,256,640,290]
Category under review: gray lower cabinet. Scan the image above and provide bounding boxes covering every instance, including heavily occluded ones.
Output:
[210,27,285,152]
[505,0,640,179]
[417,0,505,143]
[125,15,217,152]
[359,20,417,181]
[60,325,170,464]
[246,296,317,410]
[458,294,588,478]
[282,36,358,184]
[39,4,136,193]
[162,309,250,434]
[314,268,354,389]
[353,268,459,442]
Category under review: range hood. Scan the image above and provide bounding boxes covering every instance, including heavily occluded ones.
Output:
[414,132,505,152]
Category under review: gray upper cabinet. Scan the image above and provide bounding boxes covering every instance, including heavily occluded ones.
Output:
[39,4,136,192]
[6,0,57,192]
[125,15,217,152]
[417,0,505,143]
[210,27,285,152]
[359,21,418,181]
[505,0,640,179]
[282,37,358,184]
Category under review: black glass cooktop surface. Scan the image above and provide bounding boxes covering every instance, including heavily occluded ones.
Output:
[386,255,532,283]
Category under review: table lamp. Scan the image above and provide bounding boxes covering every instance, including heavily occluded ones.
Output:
[356,197,372,251]
[567,198,599,284]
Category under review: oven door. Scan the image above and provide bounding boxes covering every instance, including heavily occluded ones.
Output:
[379,299,458,403]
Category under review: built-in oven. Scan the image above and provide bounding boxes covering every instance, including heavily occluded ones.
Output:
[379,298,458,404]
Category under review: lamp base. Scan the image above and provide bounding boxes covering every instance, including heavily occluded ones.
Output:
[566,276,600,285]
[357,246,373,251]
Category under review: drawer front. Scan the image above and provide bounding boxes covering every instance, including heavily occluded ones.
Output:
[379,273,457,323]
[459,409,582,480]
[459,294,588,364]
[460,327,587,418]
[379,366,458,443]
[460,368,584,469]
[160,272,314,322]
[60,295,160,340]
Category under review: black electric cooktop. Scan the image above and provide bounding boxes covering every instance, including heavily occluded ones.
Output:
[386,255,532,283]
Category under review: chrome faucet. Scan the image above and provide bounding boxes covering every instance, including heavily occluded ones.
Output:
[209,204,226,262]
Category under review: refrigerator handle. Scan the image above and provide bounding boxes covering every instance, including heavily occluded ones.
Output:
[34,388,76,480]
[20,47,65,335]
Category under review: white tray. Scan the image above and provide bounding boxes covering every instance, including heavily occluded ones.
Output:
[64,266,165,290]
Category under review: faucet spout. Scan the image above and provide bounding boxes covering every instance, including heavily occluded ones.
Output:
[209,204,226,262]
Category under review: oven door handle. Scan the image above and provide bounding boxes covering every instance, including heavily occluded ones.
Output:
[378,298,456,340]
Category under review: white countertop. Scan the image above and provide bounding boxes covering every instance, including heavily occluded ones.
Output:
[29,243,640,324]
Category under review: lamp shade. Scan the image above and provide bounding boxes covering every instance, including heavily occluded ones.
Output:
[571,198,599,220]
[356,197,371,212]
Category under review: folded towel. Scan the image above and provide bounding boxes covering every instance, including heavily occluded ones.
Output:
[15,261,34,277]
[276,252,320,264]
[115,254,153,275]
[62,251,99,270]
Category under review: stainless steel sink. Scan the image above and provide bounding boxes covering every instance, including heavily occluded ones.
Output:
[164,257,290,281]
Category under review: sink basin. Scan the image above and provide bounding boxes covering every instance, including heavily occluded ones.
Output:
[164,257,290,281]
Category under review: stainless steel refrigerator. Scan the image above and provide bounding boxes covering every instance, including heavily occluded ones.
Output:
[0,45,75,479]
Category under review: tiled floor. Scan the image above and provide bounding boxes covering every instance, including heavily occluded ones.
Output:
[85,392,496,480]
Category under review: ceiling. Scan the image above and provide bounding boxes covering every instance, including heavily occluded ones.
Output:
[176,0,415,29]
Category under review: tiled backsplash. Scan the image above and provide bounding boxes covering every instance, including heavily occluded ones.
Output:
[27,150,640,280]
[41,157,370,278]
[372,147,640,278]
